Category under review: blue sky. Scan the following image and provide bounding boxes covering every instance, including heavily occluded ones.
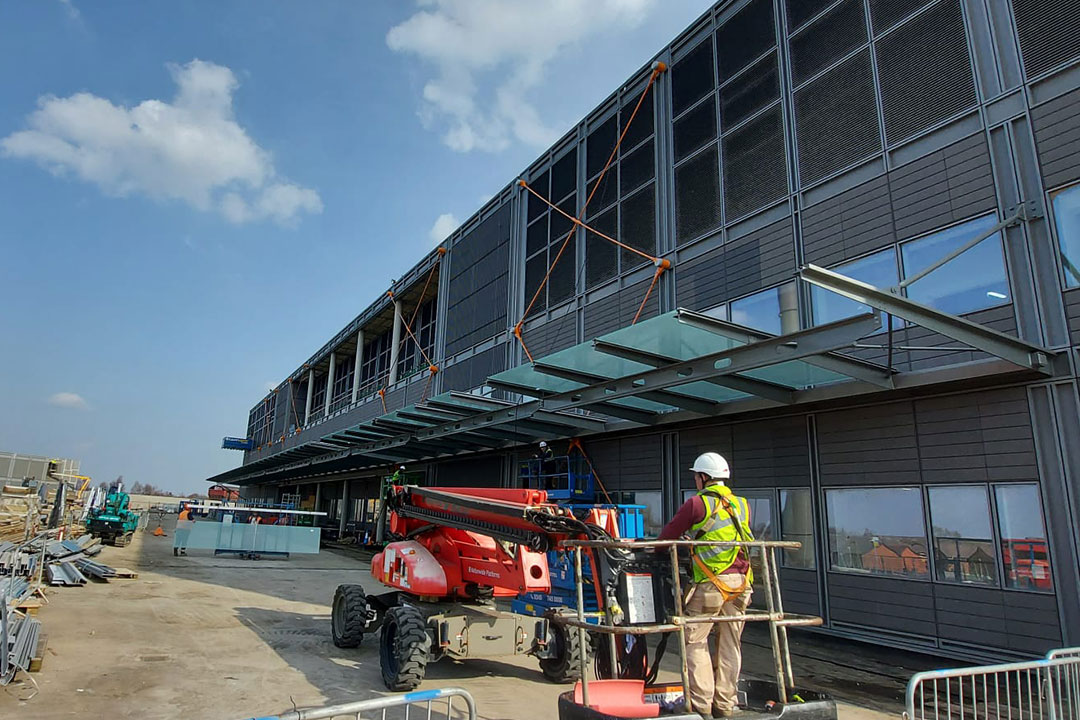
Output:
[0,1,711,494]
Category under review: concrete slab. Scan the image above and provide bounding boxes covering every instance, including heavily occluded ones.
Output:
[1,519,908,720]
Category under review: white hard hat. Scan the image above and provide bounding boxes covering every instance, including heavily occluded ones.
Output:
[690,452,730,480]
[539,441,548,448]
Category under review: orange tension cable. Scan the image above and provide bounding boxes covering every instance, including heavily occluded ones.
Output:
[632,259,669,325]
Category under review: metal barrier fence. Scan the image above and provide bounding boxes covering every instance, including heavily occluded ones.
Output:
[904,648,1080,720]
[248,688,477,720]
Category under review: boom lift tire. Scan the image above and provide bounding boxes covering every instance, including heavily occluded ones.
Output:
[332,584,372,648]
[380,605,431,690]
[539,621,586,684]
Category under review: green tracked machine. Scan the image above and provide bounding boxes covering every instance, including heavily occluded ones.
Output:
[86,488,140,546]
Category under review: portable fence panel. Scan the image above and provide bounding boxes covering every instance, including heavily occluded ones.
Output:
[247,687,478,720]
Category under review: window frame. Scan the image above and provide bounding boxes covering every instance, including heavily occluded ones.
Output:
[990,481,1055,594]
[925,483,999,588]
[1048,181,1080,289]
[778,486,817,570]
[823,484,932,581]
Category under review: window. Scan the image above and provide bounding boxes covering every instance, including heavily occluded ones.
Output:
[900,215,1010,315]
[1052,183,1080,288]
[826,487,928,578]
[779,489,815,569]
[928,486,996,585]
[995,484,1052,591]
[631,490,664,537]
[744,492,773,540]
[729,282,798,335]
[810,248,898,326]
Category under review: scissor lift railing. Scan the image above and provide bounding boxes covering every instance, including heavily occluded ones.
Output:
[556,538,823,714]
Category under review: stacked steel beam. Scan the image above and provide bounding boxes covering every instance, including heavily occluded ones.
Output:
[0,602,41,685]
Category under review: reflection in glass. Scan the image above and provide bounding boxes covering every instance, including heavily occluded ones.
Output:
[928,486,996,585]
[1052,184,1080,288]
[632,491,664,537]
[780,488,815,569]
[826,487,928,578]
[730,287,781,334]
[811,249,898,326]
[901,215,1009,315]
[995,484,1053,591]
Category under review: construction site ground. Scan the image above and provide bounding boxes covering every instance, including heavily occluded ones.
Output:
[1,516,939,720]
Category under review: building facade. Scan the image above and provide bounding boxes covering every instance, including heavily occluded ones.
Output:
[210,0,1080,661]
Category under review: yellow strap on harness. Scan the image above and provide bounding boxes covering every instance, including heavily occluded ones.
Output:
[692,553,750,603]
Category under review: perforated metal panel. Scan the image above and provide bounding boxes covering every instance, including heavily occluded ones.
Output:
[672,37,715,116]
[547,238,577,306]
[620,139,655,196]
[528,169,549,222]
[675,144,721,245]
[621,84,655,151]
[868,0,927,34]
[789,0,868,86]
[587,115,618,179]
[524,253,547,317]
[526,216,547,257]
[586,167,618,217]
[723,104,788,220]
[786,0,837,31]
[794,49,881,185]
[551,149,577,203]
[620,184,656,270]
[1012,0,1080,78]
[586,207,619,288]
[876,0,976,145]
[716,0,776,83]
[446,203,511,356]
[674,99,717,163]
[720,51,780,130]
[549,198,574,245]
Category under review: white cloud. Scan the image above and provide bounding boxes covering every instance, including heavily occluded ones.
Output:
[429,212,459,244]
[48,392,89,410]
[1,60,322,226]
[58,0,81,22]
[387,0,654,152]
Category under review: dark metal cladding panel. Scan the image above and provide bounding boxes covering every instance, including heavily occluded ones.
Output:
[524,313,577,358]
[585,277,662,339]
[725,216,796,299]
[437,455,502,488]
[1012,0,1080,78]
[903,304,1017,372]
[1065,289,1080,346]
[620,139,656,197]
[621,84,655,152]
[586,206,619,289]
[785,0,836,32]
[674,99,717,163]
[527,215,548,258]
[732,416,811,487]
[672,36,716,117]
[528,169,550,223]
[716,0,776,84]
[868,0,927,35]
[584,291,621,339]
[524,252,548,318]
[828,573,937,638]
[587,115,619,180]
[551,149,578,203]
[889,133,996,240]
[446,203,511,356]
[440,345,508,393]
[788,0,867,86]
[723,104,788,220]
[802,174,897,266]
[1031,86,1080,190]
[618,434,664,491]
[618,276,661,327]
[779,568,821,616]
[579,437,621,487]
[675,242,728,311]
[547,235,578,307]
[675,144,722,246]
[586,167,619,218]
[817,400,922,485]
[720,51,780,130]
[620,183,656,271]
[794,49,881,185]
[876,0,977,146]
[679,424,735,489]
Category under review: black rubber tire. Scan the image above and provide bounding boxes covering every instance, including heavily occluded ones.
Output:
[380,605,430,691]
[540,621,586,684]
[331,584,371,648]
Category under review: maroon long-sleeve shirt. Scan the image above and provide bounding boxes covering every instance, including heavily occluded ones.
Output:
[658,492,750,575]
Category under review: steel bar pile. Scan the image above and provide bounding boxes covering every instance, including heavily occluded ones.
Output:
[1,602,41,685]
[46,562,88,586]
[72,557,116,580]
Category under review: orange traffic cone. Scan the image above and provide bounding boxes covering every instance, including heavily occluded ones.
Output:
[153,525,166,536]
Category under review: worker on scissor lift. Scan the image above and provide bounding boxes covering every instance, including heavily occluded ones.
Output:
[657,452,754,719]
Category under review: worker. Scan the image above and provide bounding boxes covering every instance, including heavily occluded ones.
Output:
[175,503,193,556]
[657,452,754,719]
[537,441,556,489]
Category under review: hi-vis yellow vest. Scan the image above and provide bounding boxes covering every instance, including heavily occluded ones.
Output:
[690,485,754,583]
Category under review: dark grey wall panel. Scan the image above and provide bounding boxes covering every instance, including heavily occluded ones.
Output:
[436,455,501,487]
[934,584,1061,655]
[889,133,996,240]
[582,433,662,492]
[914,386,1038,483]
[584,278,661,339]
[440,345,508,393]
[1012,0,1080,79]
[1065,289,1080,346]
[904,304,1019,372]
[827,573,936,637]
[817,401,921,485]
[802,174,896,265]
[679,424,735,489]
[675,244,727,311]
[779,568,821,616]
[445,204,511,356]
[732,416,811,488]
[524,313,577,358]
[1031,87,1080,190]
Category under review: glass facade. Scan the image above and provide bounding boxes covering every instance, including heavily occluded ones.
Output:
[826,487,929,578]
[1052,183,1080,288]
[779,488,815,569]
[928,485,996,585]
[996,484,1053,592]
[811,248,898,325]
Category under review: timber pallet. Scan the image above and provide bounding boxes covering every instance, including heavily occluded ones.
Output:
[16,598,42,616]
[112,567,139,579]
[29,634,47,673]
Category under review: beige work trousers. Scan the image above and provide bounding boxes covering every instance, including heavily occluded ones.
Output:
[683,575,751,717]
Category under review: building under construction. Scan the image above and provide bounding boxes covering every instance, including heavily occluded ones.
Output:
[209,0,1080,662]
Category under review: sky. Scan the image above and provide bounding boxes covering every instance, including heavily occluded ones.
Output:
[0,0,713,494]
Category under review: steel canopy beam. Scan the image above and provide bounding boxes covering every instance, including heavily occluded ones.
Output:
[532,362,719,415]
[486,377,657,426]
[799,264,1053,373]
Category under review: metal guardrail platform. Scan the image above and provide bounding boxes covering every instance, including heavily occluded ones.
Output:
[246,687,477,720]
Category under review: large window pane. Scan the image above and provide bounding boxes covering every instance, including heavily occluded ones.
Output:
[745,492,773,540]
[826,487,928,578]
[780,488,816,569]
[631,490,665,537]
[995,484,1053,591]
[928,486,997,586]
[1052,183,1080,288]
[730,282,800,335]
[811,248,898,326]
[901,215,1010,314]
